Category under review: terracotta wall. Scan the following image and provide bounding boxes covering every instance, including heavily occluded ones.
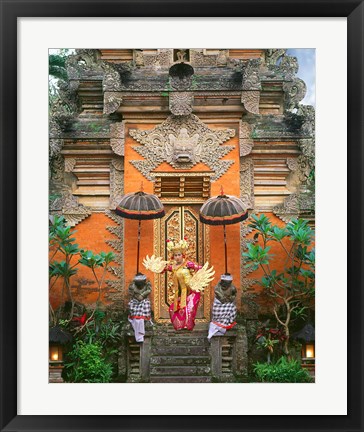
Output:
[50,122,314,315]
[49,213,119,309]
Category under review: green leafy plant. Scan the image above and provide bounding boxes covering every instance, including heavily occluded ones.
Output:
[253,357,313,383]
[49,215,80,323]
[243,214,315,356]
[256,326,286,364]
[49,215,115,324]
[63,340,113,383]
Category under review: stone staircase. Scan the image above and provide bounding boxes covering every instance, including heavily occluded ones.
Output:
[149,328,212,383]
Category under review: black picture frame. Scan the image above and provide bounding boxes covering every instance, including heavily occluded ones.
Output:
[1,1,362,431]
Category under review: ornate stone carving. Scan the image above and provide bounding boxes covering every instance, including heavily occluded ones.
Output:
[239,121,254,156]
[170,75,193,91]
[297,104,315,137]
[103,92,123,115]
[268,54,299,81]
[102,65,123,92]
[273,190,315,223]
[49,120,63,159]
[242,59,262,91]
[241,91,260,115]
[66,49,98,76]
[240,223,256,291]
[66,49,123,94]
[110,122,125,156]
[265,49,287,66]
[143,49,173,67]
[134,50,144,66]
[64,158,76,173]
[50,154,65,183]
[109,157,124,210]
[279,55,299,80]
[216,50,229,66]
[287,157,299,172]
[129,114,235,181]
[299,138,315,169]
[128,276,152,301]
[105,209,124,305]
[190,50,217,67]
[50,188,92,227]
[240,157,254,210]
[175,49,188,62]
[287,156,311,183]
[169,92,194,116]
[283,77,307,111]
[214,278,237,303]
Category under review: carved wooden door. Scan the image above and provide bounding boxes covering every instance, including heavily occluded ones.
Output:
[153,205,211,323]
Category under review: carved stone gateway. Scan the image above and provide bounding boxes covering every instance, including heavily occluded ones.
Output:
[49,48,315,383]
[129,114,236,180]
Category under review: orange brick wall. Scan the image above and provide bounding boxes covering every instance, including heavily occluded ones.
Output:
[49,213,119,309]
[50,123,314,316]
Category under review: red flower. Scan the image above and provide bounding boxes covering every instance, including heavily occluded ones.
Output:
[166,239,170,243]
[72,312,87,326]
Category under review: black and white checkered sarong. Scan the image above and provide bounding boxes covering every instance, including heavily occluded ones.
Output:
[211,298,237,326]
[128,299,151,318]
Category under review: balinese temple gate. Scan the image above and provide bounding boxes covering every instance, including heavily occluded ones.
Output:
[49,49,315,382]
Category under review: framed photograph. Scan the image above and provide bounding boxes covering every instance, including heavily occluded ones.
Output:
[1,1,362,431]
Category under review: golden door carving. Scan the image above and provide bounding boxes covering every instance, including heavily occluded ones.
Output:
[153,205,211,323]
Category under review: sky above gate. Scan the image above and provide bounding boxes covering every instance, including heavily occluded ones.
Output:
[287,48,316,107]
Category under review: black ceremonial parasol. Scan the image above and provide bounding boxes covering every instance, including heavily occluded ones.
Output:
[115,186,165,274]
[199,187,248,274]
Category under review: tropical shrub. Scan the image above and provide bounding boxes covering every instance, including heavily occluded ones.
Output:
[63,340,113,383]
[243,214,315,356]
[49,215,115,323]
[253,357,313,383]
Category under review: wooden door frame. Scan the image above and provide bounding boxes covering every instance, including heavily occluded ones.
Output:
[152,204,211,323]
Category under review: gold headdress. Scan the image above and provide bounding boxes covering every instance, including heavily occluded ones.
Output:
[166,238,188,255]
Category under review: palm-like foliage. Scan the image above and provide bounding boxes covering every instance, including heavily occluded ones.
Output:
[243,214,315,356]
[49,54,68,82]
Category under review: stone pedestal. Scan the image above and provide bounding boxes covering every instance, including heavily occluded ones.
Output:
[49,362,64,383]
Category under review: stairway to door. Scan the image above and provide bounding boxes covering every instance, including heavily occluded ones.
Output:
[149,327,212,383]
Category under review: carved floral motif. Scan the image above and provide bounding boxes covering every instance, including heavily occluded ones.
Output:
[65,158,76,173]
[109,158,124,210]
[104,210,125,305]
[239,121,254,156]
[110,122,125,156]
[103,92,123,115]
[265,49,287,66]
[241,91,260,115]
[283,78,307,111]
[242,59,262,91]
[240,157,254,210]
[49,189,92,227]
[169,92,194,116]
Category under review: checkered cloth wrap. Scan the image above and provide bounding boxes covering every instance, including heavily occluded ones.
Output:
[211,298,237,326]
[128,299,151,318]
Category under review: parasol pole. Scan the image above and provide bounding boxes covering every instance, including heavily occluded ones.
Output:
[136,219,142,274]
[223,224,228,274]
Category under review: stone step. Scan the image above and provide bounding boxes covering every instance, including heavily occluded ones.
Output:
[151,345,210,356]
[150,375,212,383]
[151,365,211,376]
[152,336,209,347]
[154,328,208,336]
[150,355,210,366]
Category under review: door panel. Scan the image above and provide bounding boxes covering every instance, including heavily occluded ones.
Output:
[153,205,211,322]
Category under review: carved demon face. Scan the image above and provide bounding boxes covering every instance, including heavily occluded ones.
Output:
[166,128,201,166]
